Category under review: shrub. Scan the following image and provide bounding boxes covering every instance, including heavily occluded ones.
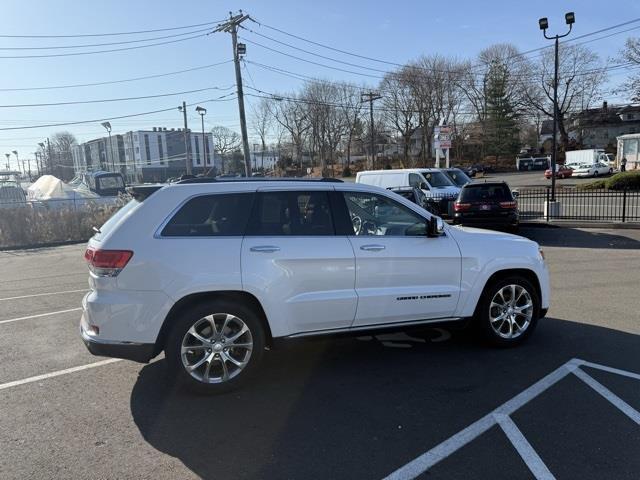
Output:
[605,171,640,190]
[0,200,124,249]
[342,166,352,177]
[577,179,606,190]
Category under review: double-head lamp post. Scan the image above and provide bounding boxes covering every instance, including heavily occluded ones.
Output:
[539,12,575,203]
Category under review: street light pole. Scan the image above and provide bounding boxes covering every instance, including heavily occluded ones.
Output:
[178,102,192,175]
[539,12,574,203]
[12,151,19,177]
[101,122,113,172]
[195,106,208,175]
[5,153,11,171]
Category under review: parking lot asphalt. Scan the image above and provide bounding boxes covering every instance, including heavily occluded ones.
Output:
[1,228,639,480]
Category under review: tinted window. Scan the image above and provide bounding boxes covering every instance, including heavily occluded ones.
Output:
[408,173,422,188]
[97,176,124,189]
[343,192,427,236]
[420,170,454,187]
[247,191,334,236]
[445,169,471,187]
[460,184,512,202]
[162,193,254,237]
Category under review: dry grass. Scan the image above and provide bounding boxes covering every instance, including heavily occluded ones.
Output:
[0,199,125,249]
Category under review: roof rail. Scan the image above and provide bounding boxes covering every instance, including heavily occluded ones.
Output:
[175,177,343,184]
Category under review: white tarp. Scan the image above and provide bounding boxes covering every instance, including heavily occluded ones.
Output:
[27,175,84,201]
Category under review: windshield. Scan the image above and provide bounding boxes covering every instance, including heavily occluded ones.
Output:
[420,170,455,188]
[444,169,471,187]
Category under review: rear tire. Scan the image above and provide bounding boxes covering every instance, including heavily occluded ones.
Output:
[474,275,540,347]
[165,299,266,394]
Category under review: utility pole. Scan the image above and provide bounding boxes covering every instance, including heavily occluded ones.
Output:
[47,138,53,176]
[178,101,192,175]
[213,12,252,177]
[361,91,382,169]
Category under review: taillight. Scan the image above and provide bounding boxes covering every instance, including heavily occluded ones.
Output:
[499,201,517,209]
[84,248,133,277]
[454,202,471,212]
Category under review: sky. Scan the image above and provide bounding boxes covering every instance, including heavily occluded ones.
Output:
[1,0,639,171]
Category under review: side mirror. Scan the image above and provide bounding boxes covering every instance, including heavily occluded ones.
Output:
[427,217,445,237]
[512,190,519,198]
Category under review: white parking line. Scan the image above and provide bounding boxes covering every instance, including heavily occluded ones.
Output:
[574,368,640,425]
[0,307,82,325]
[495,414,556,480]
[0,359,121,391]
[382,358,640,480]
[0,289,86,301]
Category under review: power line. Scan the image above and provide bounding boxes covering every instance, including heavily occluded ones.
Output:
[0,20,224,38]
[0,27,213,50]
[0,94,237,131]
[0,61,234,92]
[0,32,207,59]
[0,86,235,108]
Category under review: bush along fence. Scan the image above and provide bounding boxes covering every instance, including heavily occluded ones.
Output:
[0,197,126,249]
[516,187,640,223]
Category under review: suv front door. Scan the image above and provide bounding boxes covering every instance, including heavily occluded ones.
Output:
[337,190,461,327]
[241,188,357,336]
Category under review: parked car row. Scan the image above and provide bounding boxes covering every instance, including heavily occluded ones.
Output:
[544,162,613,179]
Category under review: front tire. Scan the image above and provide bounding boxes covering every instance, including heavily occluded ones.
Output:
[475,276,540,347]
[165,299,266,394]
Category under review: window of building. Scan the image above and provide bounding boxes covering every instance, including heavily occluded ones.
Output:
[195,137,201,165]
[144,134,151,165]
[246,191,335,236]
[204,136,210,165]
[629,114,635,120]
[135,146,139,154]
[161,193,255,237]
[158,135,164,165]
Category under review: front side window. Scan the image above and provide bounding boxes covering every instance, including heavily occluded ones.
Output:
[161,193,254,237]
[247,191,334,236]
[420,170,454,188]
[343,192,427,236]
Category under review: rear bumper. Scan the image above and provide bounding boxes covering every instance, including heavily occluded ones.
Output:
[80,314,155,363]
[453,214,519,227]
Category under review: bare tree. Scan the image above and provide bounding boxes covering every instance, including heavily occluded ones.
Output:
[380,71,418,167]
[523,43,606,150]
[210,126,241,173]
[269,94,311,168]
[620,37,640,101]
[250,98,271,172]
[50,131,77,180]
[337,82,364,166]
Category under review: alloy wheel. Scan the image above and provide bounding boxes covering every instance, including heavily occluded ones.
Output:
[181,313,253,384]
[489,284,533,339]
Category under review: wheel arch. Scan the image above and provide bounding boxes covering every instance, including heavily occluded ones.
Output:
[477,268,542,314]
[153,290,273,356]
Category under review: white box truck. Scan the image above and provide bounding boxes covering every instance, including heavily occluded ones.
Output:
[565,149,609,167]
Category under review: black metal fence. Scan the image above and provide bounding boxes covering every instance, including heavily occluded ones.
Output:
[517,187,640,222]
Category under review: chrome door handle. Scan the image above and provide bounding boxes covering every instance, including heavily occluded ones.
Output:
[360,244,385,252]
[249,245,280,253]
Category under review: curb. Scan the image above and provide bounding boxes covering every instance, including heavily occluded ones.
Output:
[0,239,86,252]
[520,221,640,230]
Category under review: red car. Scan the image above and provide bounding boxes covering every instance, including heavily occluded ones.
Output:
[544,165,573,179]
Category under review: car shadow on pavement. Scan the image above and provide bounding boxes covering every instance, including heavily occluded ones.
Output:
[521,227,640,249]
[130,319,640,480]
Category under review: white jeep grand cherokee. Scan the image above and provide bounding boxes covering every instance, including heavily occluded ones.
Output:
[80,178,549,393]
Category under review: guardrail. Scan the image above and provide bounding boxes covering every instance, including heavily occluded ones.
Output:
[517,187,640,223]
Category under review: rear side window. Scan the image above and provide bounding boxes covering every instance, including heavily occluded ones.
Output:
[460,185,512,202]
[246,191,334,236]
[161,193,254,237]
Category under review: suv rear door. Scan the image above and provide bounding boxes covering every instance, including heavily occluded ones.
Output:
[335,189,461,326]
[241,187,357,336]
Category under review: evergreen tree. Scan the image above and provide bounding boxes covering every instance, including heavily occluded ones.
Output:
[484,62,521,157]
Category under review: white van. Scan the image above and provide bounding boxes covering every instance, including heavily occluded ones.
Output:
[355,169,461,199]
